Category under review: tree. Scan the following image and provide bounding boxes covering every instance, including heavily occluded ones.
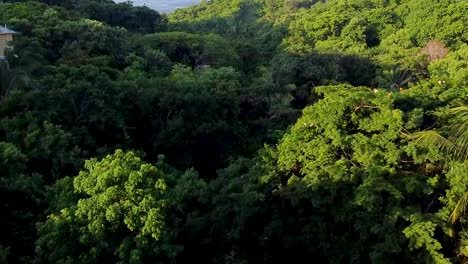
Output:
[136,32,240,68]
[411,105,468,162]
[411,105,468,258]
[126,65,250,176]
[252,85,449,263]
[0,142,44,263]
[0,0,466,262]
[36,150,170,264]
[421,40,449,62]
[0,61,27,101]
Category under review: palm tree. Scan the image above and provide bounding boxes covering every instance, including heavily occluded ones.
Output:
[388,66,413,91]
[411,105,468,256]
[375,66,413,92]
[412,106,468,161]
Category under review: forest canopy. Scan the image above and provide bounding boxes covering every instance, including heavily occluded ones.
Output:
[0,0,467,263]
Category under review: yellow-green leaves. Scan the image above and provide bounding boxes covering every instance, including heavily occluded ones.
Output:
[36,150,168,263]
[403,214,449,264]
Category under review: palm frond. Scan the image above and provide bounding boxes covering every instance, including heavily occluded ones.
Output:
[410,105,468,240]
[450,106,468,114]
[409,130,463,160]
[448,106,468,161]
[450,193,468,224]
[458,232,468,257]
[448,127,468,161]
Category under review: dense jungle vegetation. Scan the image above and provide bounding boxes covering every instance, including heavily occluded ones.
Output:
[0,0,467,263]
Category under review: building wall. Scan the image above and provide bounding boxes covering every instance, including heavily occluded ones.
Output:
[0,34,13,57]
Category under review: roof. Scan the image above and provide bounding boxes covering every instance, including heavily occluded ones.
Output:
[0,26,17,35]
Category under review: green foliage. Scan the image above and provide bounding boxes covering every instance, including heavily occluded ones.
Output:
[247,85,458,262]
[429,44,468,89]
[136,32,240,68]
[0,0,466,262]
[129,65,249,174]
[411,106,468,162]
[0,60,28,101]
[71,0,166,33]
[169,0,247,24]
[0,245,9,264]
[437,162,468,261]
[397,0,468,48]
[36,150,169,264]
[403,214,449,264]
[0,142,44,263]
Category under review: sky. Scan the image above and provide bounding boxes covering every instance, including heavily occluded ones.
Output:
[114,0,201,13]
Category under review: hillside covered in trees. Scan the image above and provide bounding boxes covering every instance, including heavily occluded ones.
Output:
[0,0,467,263]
